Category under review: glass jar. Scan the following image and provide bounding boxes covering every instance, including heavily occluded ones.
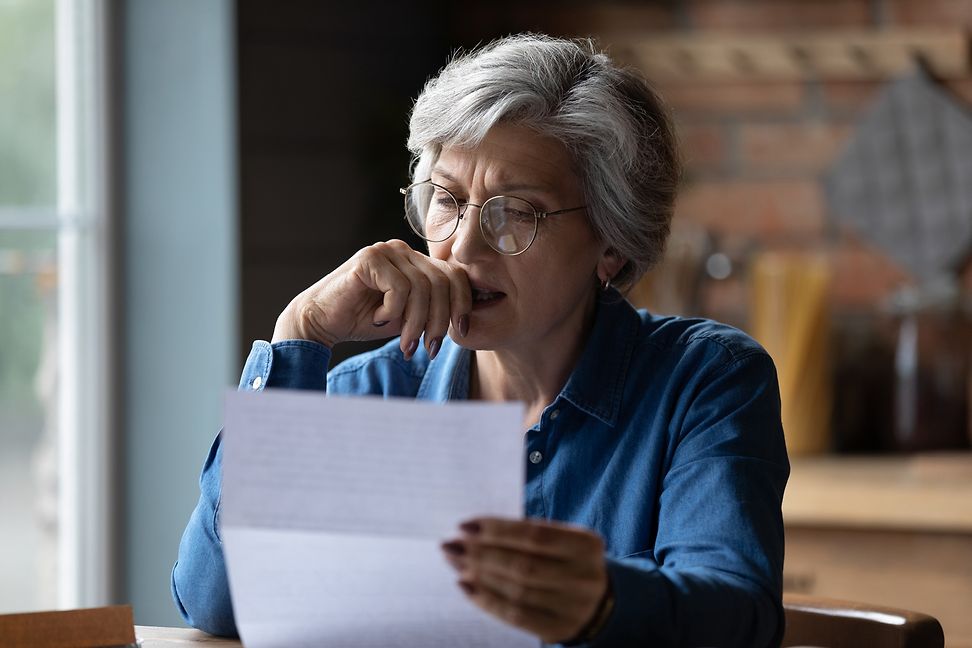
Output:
[890,279,972,452]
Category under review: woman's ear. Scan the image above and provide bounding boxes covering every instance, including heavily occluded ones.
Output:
[597,247,626,283]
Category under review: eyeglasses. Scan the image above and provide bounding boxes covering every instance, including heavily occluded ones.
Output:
[400,180,587,256]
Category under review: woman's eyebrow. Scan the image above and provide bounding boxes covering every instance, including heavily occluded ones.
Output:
[430,167,555,197]
[430,167,461,185]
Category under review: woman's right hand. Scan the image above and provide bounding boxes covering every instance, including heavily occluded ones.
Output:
[271,239,472,360]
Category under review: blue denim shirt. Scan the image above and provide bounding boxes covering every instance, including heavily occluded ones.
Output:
[172,293,789,647]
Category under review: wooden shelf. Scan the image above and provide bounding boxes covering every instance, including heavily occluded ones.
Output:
[608,30,969,82]
[783,452,972,533]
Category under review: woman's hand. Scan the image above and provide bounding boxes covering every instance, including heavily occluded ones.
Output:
[272,239,472,359]
[441,517,610,644]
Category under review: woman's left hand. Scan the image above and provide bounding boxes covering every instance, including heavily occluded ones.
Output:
[441,517,609,644]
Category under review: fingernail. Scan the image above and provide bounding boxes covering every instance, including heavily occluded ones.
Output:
[373,320,389,327]
[458,580,476,595]
[429,336,442,360]
[459,521,481,535]
[459,314,469,337]
[441,540,465,556]
[404,338,419,359]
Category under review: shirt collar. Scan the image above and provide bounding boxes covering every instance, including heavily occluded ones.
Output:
[558,290,640,427]
[416,336,471,402]
[415,290,640,426]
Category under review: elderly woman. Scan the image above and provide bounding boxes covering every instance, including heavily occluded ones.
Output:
[173,34,788,647]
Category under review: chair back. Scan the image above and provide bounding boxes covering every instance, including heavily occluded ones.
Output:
[782,593,945,648]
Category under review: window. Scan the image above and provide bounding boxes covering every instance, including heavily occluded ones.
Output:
[0,0,113,612]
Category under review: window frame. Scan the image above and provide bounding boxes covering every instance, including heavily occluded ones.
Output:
[53,0,116,608]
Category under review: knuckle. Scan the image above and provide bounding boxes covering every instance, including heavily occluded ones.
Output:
[357,246,379,263]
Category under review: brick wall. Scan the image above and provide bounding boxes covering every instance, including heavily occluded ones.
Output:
[461,0,971,320]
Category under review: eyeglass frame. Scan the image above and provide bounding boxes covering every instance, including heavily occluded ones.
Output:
[399,179,588,256]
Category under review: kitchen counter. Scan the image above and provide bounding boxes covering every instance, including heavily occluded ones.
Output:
[782,451,972,648]
[784,452,972,531]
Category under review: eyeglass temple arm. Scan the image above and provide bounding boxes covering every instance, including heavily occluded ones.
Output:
[542,205,588,218]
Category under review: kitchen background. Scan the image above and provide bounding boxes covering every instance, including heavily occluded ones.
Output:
[1,0,970,645]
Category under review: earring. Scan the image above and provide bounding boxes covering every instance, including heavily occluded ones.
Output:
[601,277,611,291]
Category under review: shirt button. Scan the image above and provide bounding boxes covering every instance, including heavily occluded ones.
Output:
[251,376,263,390]
[549,409,560,421]
[529,450,543,464]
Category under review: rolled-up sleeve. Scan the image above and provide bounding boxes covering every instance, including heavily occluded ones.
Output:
[171,339,331,636]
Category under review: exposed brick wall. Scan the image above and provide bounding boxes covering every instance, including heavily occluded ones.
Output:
[471,0,972,320]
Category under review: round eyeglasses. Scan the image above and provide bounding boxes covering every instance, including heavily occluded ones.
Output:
[400,180,587,256]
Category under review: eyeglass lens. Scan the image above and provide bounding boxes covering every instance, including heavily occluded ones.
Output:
[404,182,538,254]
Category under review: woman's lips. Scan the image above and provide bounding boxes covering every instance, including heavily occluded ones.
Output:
[471,287,505,310]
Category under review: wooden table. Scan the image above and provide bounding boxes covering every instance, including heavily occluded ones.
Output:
[136,626,242,647]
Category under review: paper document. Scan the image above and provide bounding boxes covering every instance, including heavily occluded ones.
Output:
[221,389,537,648]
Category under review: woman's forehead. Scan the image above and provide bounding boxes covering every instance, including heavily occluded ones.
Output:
[434,124,576,192]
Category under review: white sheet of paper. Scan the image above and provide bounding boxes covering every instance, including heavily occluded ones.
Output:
[221,389,537,648]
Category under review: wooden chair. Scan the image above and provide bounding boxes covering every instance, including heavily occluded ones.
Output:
[782,593,945,648]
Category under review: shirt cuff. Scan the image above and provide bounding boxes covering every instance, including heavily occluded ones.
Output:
[238,340,332,392]
[581,556,664,647]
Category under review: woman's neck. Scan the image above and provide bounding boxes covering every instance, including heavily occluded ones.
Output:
[470,294,598,428]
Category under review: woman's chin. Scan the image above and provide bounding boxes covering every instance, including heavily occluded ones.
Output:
[448,328,499,352]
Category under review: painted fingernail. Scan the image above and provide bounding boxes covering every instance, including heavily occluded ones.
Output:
[373,320,389,327]
[458,314,469,338]
[404,338,419,359]
[459,521,481,535]
[458,580,476,595]
[429,336,442,360]
[441,540,465,556]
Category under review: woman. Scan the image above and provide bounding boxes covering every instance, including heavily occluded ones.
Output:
[173,34,789,647]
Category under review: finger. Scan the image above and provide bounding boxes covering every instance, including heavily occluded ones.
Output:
[375,245,431,358]
[470,567,596,621]
[460,517,604,560]
[429,258,472,337]
[408,257,451,358]
[397,270,430,359]
[355,246,410,326]
[441,540,467,572]
[464,542,598,586]
[459,579,565,640]
[469,569,563,616]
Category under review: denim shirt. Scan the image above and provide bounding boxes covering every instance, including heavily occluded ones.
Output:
[172,293,789,647]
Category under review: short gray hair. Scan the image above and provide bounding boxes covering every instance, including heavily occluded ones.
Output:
[407,33,681,291]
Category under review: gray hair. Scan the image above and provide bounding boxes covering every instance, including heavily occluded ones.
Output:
[407,33,681,291]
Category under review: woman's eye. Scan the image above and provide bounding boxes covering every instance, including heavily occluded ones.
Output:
[504,208,533,221]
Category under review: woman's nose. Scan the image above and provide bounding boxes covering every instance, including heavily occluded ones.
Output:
[451,204,492,263]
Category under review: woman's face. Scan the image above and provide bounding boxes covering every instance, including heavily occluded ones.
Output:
[427,123,613,354]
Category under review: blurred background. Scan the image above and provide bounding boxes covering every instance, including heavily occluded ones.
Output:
[1,0,970,644]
